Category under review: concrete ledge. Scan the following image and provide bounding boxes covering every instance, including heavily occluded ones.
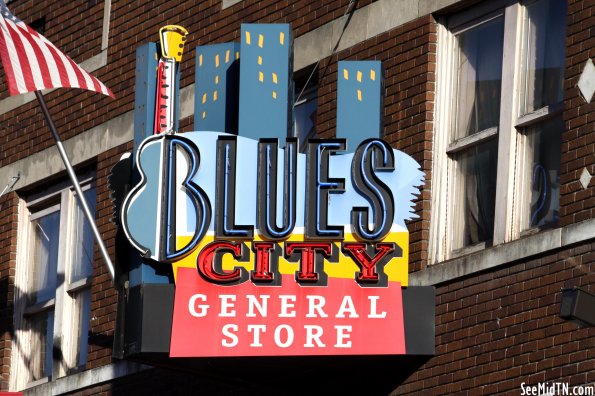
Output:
[24,361,151,396]
[0,83,195,191]
[294,0,461,70]
[0,109,133,190]
[562,219,595,246]
[409,218,595,286]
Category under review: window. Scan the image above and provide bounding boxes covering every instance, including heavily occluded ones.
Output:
[11,178,95,390]
[292,69,318,152]
[430,0,566,262]
[29,17,46,35]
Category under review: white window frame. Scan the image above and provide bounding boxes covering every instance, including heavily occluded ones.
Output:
[430,0,565,264]
[11,177,95,391]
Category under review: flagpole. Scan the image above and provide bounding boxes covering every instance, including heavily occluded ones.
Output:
[34,90,115,281]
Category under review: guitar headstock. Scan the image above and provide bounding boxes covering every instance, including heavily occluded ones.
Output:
[159,25,189,62]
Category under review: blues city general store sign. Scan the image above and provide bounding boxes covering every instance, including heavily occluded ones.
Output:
[120,24,425,357]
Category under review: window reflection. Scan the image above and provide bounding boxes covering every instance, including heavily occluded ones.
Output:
[455,17,504,139]
[70,188,96,283]
[522,116,563,230]
[28,211,60,305]
[453,139,499,249]
[522,0,567,114]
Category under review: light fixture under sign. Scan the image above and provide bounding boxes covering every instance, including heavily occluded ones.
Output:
[559,287,595,327]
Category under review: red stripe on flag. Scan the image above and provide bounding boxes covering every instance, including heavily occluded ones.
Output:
[34,31,114,98]
[5,21,36,92]
[0,2,114,98]
[0,21,20,95]
[18,24,52,89]
[40,36,73,89]
[62,51,92,91]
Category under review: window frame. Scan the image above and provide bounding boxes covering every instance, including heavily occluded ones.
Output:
[430,0,566,264]
[293,85,318,150]
[292,67,319,152]
[11,176,96,390]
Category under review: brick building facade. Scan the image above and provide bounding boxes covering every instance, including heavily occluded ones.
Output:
[0,0,593,394]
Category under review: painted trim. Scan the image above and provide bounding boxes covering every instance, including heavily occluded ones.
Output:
[101,0,112,51]
[410,218,595,286]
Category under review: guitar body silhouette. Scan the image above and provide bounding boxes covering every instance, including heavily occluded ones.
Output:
[121,134,211,262]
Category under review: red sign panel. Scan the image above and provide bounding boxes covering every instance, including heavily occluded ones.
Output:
[171,267,405,357]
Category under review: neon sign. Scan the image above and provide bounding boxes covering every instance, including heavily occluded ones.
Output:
[121,23,424,357]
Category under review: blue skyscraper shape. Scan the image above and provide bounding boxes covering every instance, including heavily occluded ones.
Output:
[194,43,240,134]
[237,24,293,145]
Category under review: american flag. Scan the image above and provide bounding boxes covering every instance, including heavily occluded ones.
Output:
[0,0,113,97]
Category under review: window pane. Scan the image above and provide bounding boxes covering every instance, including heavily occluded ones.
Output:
[292,79,318,153]
[70,187,96,283]
[522,116,562,230]
[294,98,317,141]
[27,310,54,381]
[28,211,60,305]
[72,289,91,368]
[453,139,499,249]
[454,17,504,139]
[522,0,567,114]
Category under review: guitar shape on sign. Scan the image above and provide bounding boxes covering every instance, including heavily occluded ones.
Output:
[121,26,211,262]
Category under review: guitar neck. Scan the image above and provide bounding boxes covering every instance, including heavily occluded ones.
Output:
[153,25,188,135]
[154,58,176,135]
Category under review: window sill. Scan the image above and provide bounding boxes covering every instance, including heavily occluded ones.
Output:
[410,218,595,286]
[24,377,49,390]
[450,241,487,258]
[23,298,55,316]
[20,361,151,396]
[66,276,93,293]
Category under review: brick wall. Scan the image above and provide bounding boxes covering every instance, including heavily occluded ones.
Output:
[395,242,595,395]
[392,3,595,393]
[560,0,595,226]
[0,0,593,394]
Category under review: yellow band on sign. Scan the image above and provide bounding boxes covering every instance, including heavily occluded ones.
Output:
[173,232,409,286]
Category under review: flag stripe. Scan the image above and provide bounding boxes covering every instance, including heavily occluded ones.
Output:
[0,1,113,97]
[5,21,37,91]
[23,24,67,86]
[0,17,26,94]
[7,20,50,89]
[0,18,19,94]
[26,23,112,96]
[41,34,76,88]
[47,39,80,89]
[24,25,62,87]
